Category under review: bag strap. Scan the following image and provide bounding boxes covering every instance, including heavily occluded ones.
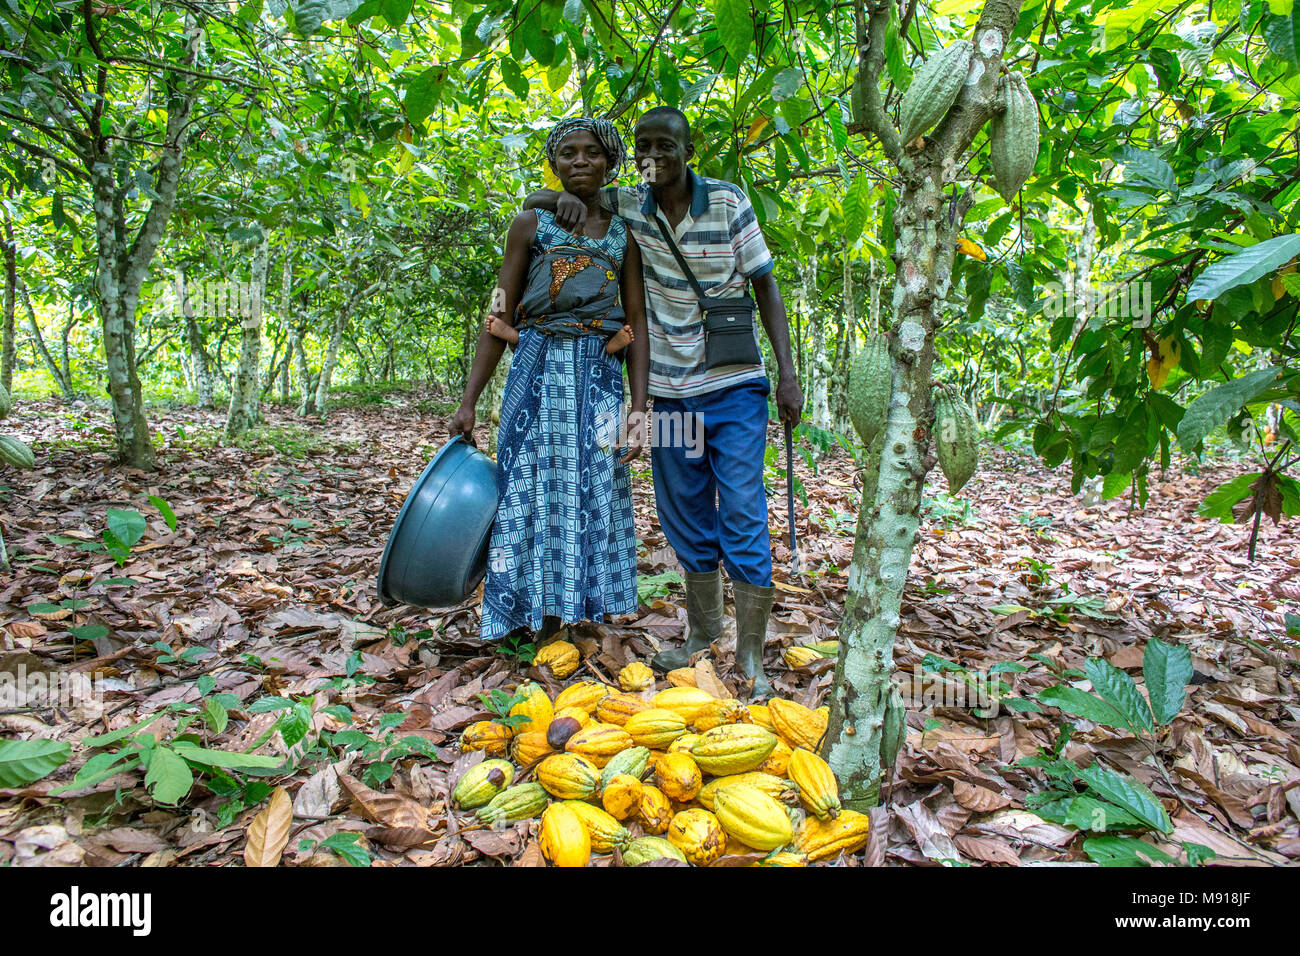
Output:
[654,216,709,304]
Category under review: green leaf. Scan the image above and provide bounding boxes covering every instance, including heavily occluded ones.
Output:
[499,57,529,101]
[1085,657,1153,734]
[405,67,443,126]
[1197,471,1260,522]
[69,624,109,642]
[106,508,147,548]
[1176,368,1280,449]
[380,0,412,27]
[83,712,163,748]
[1037,685,1134,730]
[204,699,229,735]
[1143,636,1193,726]
[1186,234,1300,301]
[144,746,194,805]
[50,751,141,796]
[842,173,870,244]
[0,739,72,788]
[1101,471,1131,499]
[318,831,371,866]
[1076,763,1172,832]
[1265,12,1300,61]
[712,0,752,64]
[148,496,178,532]
[1083,834,1174,866]
[169,743,283,770]
[1183,841,1217,866]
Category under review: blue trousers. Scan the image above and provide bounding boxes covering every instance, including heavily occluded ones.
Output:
[650,378,773,586]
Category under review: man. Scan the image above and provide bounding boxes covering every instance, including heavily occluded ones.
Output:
[526,106,802,698]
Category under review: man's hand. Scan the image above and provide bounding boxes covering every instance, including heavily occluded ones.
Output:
[616,408,648,463]
[449,404,476,443]
[555,190,589,233]
[775,374,804,425]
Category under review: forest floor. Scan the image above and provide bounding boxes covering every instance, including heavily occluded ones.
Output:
[1,383,1298,867]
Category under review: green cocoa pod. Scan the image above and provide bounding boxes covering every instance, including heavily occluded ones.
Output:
[452,758,514,810]
[475,781,547,825]
[600,745,650,789]
[621,835,688,866]
[848,335,890,447]
[989,72,1039,202]
[898,41,973,146]
[880,684,907,772]
[0,383,10,419]
[0,434,34,470]
[933,389,978,493]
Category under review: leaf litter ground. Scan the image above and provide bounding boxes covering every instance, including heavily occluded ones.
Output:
[1,388,1297,867]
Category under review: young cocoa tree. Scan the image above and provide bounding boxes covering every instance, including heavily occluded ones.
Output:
[819,0,1037,808]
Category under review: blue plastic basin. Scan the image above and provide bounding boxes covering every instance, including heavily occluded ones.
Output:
[377,436,499,609]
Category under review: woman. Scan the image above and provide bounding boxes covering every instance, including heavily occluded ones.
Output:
[450,117,650,644]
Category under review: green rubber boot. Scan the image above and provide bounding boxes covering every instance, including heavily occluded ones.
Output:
[733,579,775,701]
[653,568,724,672]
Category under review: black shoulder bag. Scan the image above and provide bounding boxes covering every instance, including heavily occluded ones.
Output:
[655,217,762,369]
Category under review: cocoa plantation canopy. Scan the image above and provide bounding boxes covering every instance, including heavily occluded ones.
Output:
[0,0,1295,886]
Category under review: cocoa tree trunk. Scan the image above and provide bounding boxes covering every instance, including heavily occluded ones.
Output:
[315,277,380,416]
[89,21,199,468]
[1,205,16,394]
[823,0,1022,809]
[225,235,268,437]
[18,280,74,398]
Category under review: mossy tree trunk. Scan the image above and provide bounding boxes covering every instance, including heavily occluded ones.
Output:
[822,0,1024,810]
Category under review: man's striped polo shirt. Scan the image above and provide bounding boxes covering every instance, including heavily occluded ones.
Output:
[604,168,775,399]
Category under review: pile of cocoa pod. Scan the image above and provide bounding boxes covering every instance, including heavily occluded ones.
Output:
[453,645,870,867]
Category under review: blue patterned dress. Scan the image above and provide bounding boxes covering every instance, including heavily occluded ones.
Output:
[480,210,638,642]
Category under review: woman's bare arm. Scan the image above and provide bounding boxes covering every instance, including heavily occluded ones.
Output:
[618,235,650,462]
[450,211,537,439]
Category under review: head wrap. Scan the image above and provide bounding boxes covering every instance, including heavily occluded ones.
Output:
[545,117,626,185]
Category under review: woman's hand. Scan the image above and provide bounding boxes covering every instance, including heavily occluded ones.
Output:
[450,403,476,443]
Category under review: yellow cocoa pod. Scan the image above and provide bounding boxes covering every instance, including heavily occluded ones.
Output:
[760,851,808,867]
[713,782,794,851]
[638,784,674,834]
[690,724,778,776]
[565,723,634,768]
[783,646,824,669]
[534,640,580,679]
[768,698,827,752]
[595,691,651,726]
[553,680,612,714]
[798,809,871,862]
[788,747,841,820]
[451,759,514,809]
[622,835,687,866]
[552,706,591,728]
[644,749,669,776]
[667,808,726,866]
[667,732,700,754]
[697,772,794,811]
[461,720,512,757]
[563,800,631,852]
[510,730,554,766]
[540,802,590,867]
[601,773,644,821]
[618,661,655,692]
[724,834,761,858]
[692,697,749,731]
[665,667,697,688]
[536,752,602,800]
[654,751,703,802]
[624,708,688,749]
[758,739,793,776]
[746,704,775,731]
[652,686,716,723]
[508,682,553,736]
